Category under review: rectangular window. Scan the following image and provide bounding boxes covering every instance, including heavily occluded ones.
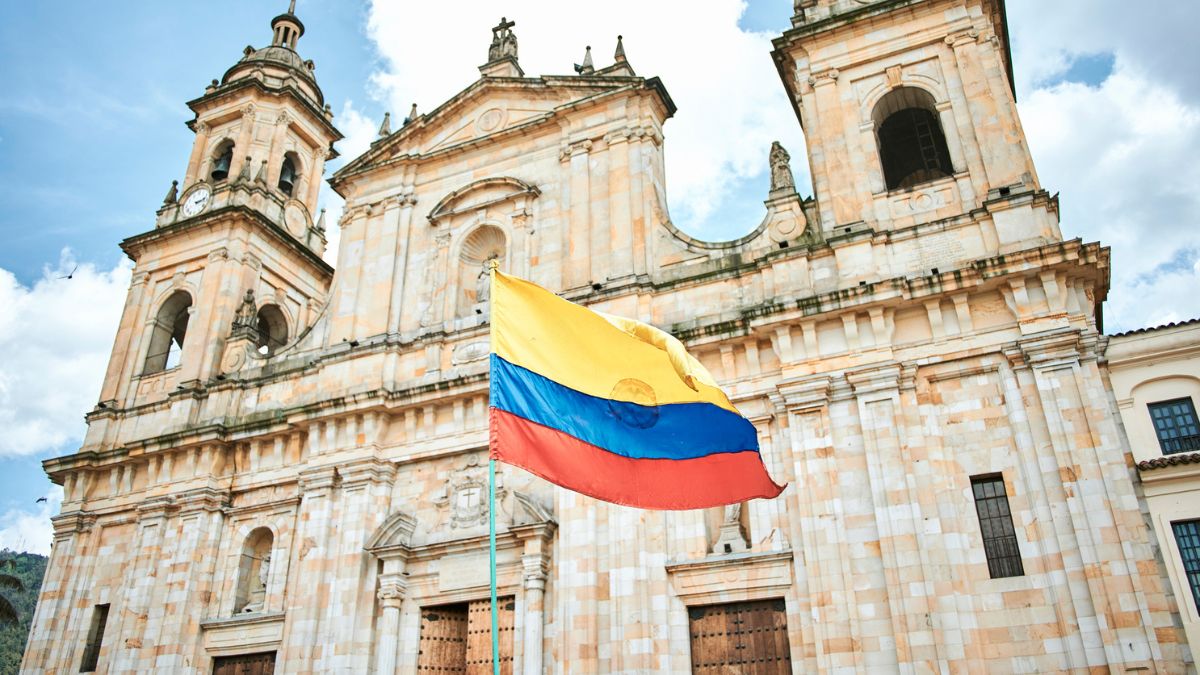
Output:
[1172,520,1200,615]
[1149,398,1200,455]
[688,599,792,673]
[79,603,110,673]
[417,596,514,674]
[971,475,1024,579]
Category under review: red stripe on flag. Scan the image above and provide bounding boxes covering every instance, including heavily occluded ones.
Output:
[490,407,785,510]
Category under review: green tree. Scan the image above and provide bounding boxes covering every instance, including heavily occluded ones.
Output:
[0,551,48,674]
[0,559,21,625]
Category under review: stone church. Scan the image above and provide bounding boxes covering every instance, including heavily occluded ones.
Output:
[21,0,1192,672]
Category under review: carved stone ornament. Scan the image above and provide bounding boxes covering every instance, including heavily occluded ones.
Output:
[451,340,491,365]
[769,141,795,192]
[434,454,504,529]
[487,17,518,62]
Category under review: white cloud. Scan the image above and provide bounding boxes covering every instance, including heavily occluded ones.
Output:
[361,0,807,241]
[1009,0,1200,332]
[0,486,62,556]
[0,250,132,457]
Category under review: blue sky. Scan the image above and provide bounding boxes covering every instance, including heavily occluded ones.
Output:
[2,0,1199,553]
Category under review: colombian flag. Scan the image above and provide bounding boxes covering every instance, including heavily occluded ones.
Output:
[488,270,785,510]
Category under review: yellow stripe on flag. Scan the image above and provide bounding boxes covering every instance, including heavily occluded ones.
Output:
[491,271,738,413]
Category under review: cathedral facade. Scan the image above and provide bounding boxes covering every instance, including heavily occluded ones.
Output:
[21,1,1192,673]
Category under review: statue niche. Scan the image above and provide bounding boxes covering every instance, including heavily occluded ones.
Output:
[457,224,507,318]
[234,527,274,614]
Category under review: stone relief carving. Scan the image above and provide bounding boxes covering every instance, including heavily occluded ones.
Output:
[451,340,491,365]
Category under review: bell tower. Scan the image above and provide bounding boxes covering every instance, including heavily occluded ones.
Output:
[88,1,341,421]
[773,0,1058,253]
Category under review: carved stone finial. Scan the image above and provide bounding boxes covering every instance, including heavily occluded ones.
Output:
[377,112,391,138]
[254,159,269,185]
[316,208,327,231]
[574,46,594,75]
[614,35,626,62]
[488,17,518,62]
[232,289,258,334]
[235,156,254,184]
[163,180,179,206]
[769,141,795,193]
[403,103,418,126]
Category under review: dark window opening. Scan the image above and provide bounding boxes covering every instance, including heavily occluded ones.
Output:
[211,142,233,182]
[873,87,954,191]
[971,475,1024,579]
[688,599,791,673]
[278,156,297,197]
[255,304,289,357]
[143,291,192,374]
[1149,398,1200,455]
[417,597,514,673]
[1173,520,1200,615]
[79,603,109,672]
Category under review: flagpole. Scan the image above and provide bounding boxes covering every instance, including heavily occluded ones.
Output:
[487,260,500,675]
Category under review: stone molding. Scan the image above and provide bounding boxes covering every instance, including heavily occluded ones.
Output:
[666,550,794,605]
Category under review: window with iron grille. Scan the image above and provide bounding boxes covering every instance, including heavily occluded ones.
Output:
[1172,520,1200,616]
[1149,398,1200,455]
[79,603,109,672]
[971,475,1024,579]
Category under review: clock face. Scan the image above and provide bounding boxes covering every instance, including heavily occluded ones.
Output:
[182,187,211,217]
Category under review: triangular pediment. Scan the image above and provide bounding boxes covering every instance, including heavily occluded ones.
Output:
[333,75,658,186]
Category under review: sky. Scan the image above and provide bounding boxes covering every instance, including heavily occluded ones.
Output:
[1,0,1198,554]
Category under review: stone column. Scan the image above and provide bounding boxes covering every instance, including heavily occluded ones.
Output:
[565,139,593,288]
[184,121,211,186]
[521,552,549,675]
[386,193,417,335]
[227,105,257,183]
[374,573,408,675]
[606,128,633,281]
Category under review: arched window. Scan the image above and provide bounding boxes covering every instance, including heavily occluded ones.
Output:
[235,527,274,615]
[255,304,288,356]
[143,290,192,374]
[211,140,234,182]
[278,153,299,198]
[873,87,954,191]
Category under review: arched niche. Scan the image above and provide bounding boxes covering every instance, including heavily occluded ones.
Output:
[234,527,274,615]
[456,224,508,318]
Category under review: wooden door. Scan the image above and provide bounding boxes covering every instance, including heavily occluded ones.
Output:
[688,599,791,674]
[465,597,514,674]
[418,604,470,673]
[211,651,276,675]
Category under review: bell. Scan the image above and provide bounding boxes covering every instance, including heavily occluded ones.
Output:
[211,148,232,181]
[278,158,296,197]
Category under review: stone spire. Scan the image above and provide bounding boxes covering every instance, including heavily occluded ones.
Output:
[403,103,418,126]
[377,112,391,138]
[614,35,626,62]
[574,46,594,75]
[316,208,327,232]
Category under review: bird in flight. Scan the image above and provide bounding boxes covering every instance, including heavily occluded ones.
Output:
[34,497,47,503]
[58,265,78,280]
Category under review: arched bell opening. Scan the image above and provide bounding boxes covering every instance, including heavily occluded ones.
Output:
[873,87,954,191]
[143,290,192,374]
